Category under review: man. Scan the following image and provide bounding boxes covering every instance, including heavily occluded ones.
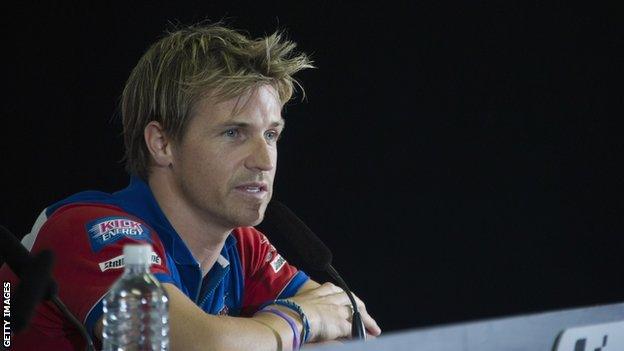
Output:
[0,24,380,350]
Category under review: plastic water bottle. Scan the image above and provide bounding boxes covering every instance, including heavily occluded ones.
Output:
[102,244,169,350]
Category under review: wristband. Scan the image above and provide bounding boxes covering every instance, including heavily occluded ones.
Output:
[258,308,300,351]
[259,299,310,344]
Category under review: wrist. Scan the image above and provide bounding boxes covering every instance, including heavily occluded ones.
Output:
[251,315,285,351]
[259,299,311,344]
[254,306,303,351]
[271,305,303,335]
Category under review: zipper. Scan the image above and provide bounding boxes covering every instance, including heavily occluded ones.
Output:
[199,266,230,309]
[194,264,203,303]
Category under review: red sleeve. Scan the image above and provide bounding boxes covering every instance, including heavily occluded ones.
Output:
[30,203,171,328]
[235,227,308,315]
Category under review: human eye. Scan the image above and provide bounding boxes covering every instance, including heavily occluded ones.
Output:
[264,129,281,143]
[223,128,240,138]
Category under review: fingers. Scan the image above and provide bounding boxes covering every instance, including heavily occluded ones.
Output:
[350,293,381,336]
[360,309,381,336]
[339,305,352,321]
[314,286,382,336]
[292,282,382,341]
[310,305,351,342]
[294,282,351,305]
[329,294,381,337]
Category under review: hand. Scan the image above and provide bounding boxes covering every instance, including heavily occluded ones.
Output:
[288,282,381,342]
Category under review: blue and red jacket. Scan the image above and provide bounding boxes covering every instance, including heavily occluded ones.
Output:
[0,176,308,350]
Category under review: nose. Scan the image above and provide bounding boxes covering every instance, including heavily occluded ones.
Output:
[244,137,276,172]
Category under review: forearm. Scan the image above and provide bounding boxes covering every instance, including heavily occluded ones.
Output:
[96,283,302,351]
[162,283,303,351]
[170,310,295,351]
[95,279,382,350]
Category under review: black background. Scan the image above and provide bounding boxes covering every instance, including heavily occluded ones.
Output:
[2,1,623,333]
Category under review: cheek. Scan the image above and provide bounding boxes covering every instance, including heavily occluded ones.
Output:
[202,149,246,182]
[179,146,220,179]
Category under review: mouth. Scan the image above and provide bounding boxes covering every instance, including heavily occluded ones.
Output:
[234,182,269,199]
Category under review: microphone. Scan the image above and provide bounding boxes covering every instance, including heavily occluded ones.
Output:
[263,201,367,340]
[12,250,55,332]
[0,225,57,301]
[0,225,95,351]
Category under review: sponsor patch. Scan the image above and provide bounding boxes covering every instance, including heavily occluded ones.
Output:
[98,252,162,272]
[270,254,286,273]
[86,216,151,252]
[99,255,125,271]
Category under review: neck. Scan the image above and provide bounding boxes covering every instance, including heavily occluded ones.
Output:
[148,171,231,273]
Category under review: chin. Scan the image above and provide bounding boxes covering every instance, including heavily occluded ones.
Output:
[232,208,266,228]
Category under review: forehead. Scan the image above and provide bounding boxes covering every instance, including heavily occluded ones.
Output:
[192,85,284,125]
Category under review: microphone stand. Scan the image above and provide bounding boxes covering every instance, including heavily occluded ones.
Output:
[326,265,366,340]
[52,296,95,351]
[1,225,94,351]
[262,201,367,340]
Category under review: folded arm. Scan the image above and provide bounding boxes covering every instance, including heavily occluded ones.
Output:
[95,280,380,351]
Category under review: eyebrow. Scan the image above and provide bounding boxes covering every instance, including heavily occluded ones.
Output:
[218,119,286,130]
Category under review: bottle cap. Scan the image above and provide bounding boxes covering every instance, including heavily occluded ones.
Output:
[123,243,152,266]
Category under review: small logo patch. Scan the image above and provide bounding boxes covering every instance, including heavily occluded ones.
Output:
[98,252,162,272]
[270,254,286,273]
[98,255,125,271]
[86,216,151,252]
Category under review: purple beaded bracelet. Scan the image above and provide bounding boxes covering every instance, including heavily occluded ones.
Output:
[259,307,301,351]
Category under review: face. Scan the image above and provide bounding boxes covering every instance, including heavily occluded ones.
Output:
[169,85,284,230]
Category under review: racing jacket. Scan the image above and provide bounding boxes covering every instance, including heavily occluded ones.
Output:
[0,176,308,350]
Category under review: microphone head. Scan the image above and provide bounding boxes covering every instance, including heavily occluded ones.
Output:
[264,200,332,271]
[0,225,32,277]
[0,225,58,299]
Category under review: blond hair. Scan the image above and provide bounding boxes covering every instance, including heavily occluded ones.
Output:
[121,23,313,179]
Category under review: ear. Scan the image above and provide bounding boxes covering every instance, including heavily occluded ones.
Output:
[144,121,174,169]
